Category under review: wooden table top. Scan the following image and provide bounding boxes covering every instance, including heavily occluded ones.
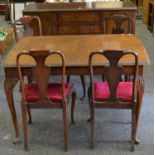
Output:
[3,34,150,67]
[23,1,136,13]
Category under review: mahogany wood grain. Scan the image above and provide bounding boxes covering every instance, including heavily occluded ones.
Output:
[22,1,137,35]
[16,50,76,151]
[3,34,149,148]
[3,34,149,67]
[88,50,138,151]
[22,1,137,97]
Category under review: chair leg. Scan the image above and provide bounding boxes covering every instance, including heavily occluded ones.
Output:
[101,75,105,81]
[71,92,76,124]
[27,76,33,84]
[135,76,145,145]
[21,101,28,151]
[90,104,95,149]
[125,75,128,81]
[87,87,91,122]
[80,75,86,99]
[26,106,32,124]
[125,75,132,82]
[67,75,70,83]
[131,107,136,152]
[63,103,68,152]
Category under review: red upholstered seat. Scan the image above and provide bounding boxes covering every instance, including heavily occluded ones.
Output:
[25,83,72,103]
[94,82,133,102]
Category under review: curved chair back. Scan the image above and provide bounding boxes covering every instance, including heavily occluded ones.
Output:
[13,16,42,42]
[89,50,139,151]
[103,14,134,34]
[89,50,138,104]
[16,50,76,151]
[16,50,66,104]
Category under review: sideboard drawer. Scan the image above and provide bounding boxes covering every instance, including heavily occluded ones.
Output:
[58,12,100,23]
[103,10,136,18]
[58,25,101,34]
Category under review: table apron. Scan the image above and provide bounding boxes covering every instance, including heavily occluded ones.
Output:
[4,65,144,78]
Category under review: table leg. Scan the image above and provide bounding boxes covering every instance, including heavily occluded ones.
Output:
[80,75,86,100]
[135,76,145,144]
[4,78,20,144]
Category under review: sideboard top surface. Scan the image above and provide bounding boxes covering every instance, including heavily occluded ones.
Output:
[23,1,137,13]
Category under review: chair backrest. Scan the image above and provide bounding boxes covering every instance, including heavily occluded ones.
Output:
[89,50,138,103]
[13,16,42,42]
[16,50,66,104]
[103,14,134,34]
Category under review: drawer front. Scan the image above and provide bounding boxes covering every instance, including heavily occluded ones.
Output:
[103,10,136,18]
[58,25,101,34]
[58,12,100,23]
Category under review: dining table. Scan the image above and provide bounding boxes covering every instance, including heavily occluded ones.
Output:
[3,34,150,144]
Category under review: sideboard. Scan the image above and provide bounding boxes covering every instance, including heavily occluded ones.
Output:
[23,1,137,35]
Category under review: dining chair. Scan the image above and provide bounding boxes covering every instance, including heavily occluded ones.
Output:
[16,50,76,151]
[103,14,134,82]
[103,14,134,34]
[77,14,134,98]
[13,15,42,83]
[13,15,42,42]
[88,50,138,151]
